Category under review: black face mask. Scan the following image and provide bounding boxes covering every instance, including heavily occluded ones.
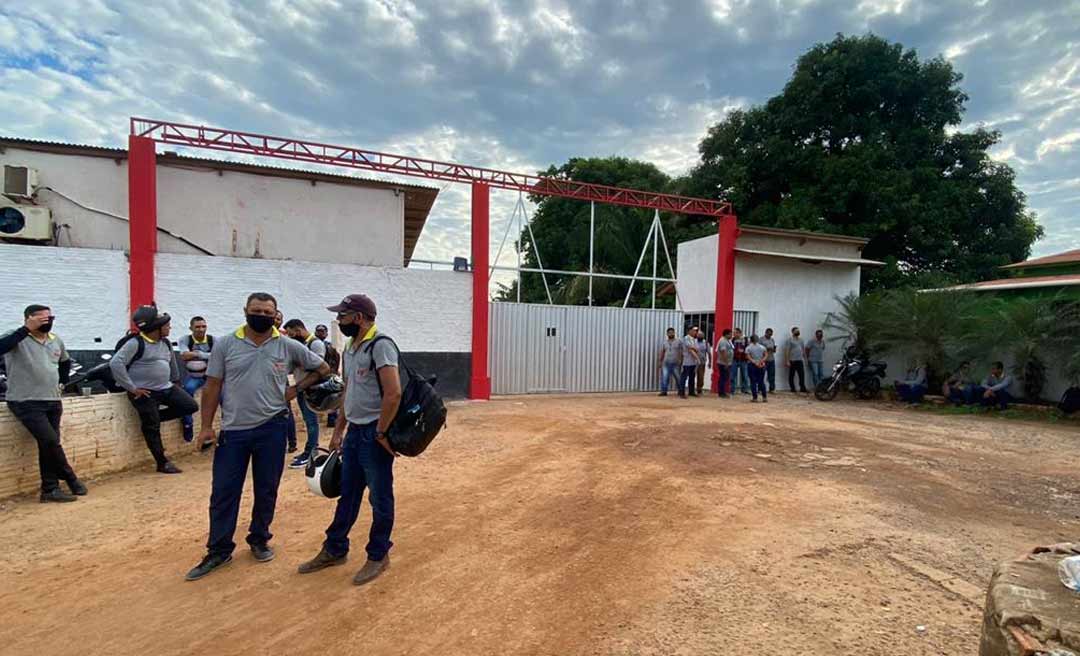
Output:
[40,320,55,334]
[246,314,275,334]
[340,323,361,338]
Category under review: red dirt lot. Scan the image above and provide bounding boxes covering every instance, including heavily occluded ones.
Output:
[1,393,1078,655]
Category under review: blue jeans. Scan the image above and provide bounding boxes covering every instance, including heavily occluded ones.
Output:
[324,422,395,561]
[947,384,976,406]
[978,387,1012,410]
[732,361,749,392]
[896,383,927,404]
[182,376,207,430]
[296,393,320,453]
[660,362,680,393]
[765,361,776,391]
[808,361,824,387]
[207,414,289,556]
[716,364,730,396]
[680,365,696,395]
[749,365,767,399]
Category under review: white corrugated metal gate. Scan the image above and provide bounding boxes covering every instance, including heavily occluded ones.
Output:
[489,302,684,395]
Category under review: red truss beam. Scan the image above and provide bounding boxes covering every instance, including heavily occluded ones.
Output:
[131,118,733,217]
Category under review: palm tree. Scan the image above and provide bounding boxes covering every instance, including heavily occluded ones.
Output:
[822,292,884,355]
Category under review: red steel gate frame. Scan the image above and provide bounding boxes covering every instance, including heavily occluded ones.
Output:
[127,117,739,400]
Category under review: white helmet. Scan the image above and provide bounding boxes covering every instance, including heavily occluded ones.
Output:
[305,447,342,498]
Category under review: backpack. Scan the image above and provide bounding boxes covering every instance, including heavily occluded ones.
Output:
[365,335,447,457]
[312,338,341,374]
[1060,387,1080,415]
[92,331,146,392]
[184,334,214,352]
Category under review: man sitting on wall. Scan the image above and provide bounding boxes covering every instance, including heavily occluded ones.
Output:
[977,362,1015,410]
[110,305,198,474]
[942,361,975,406]
[178,316,214,442]
[894,362,928,405]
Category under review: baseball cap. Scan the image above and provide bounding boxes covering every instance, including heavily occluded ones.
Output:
[326,294,377,318]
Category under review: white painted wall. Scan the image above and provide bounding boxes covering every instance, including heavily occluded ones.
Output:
[1,146,404,266]
[677,233,863,383]
[0,245,471,353]
[0,244,130,350]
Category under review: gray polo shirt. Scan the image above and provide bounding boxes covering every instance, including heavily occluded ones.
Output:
[294,335,327,381]
[111,335,179,393]
[695,337,710,365]
[715,338,734,365]
[760,336,776,362]
[681,336,699,366]
[661,338,682,364]
[207,326,326,431]
[786,338,805,362]
[342,330,399,426]
[2,330,68,402]
[746,342,768,363]
[806,339,826,363]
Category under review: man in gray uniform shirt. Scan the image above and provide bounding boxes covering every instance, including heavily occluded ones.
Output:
[186,292,330,581]
[1,304,86,502]
[110,305,197,474]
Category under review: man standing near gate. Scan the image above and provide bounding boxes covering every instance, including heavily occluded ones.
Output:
[657,327,682,397]
[760,328,778,393]
[679,326,701,398]
[785,326,809,393]
[298,294,401,586]
[185,293,330,581]
[694,328,710,395]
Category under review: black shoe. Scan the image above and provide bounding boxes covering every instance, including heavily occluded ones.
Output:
[298,548,347,574]
[67,479,88,496]
[185,553,233,581]
[250,543,275,563]
[40,488,77,503]
[157,461,182,474]
[183,425,194,443]
[658,392,668,397]
[288,453,311,469]
[678,393,687,399]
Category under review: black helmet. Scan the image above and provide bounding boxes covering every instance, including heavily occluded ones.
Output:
[132,305,171,332]
[303,375,344,412]
[305,447,342,498]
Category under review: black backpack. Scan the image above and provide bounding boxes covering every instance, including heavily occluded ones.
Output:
[91,332,147,392]
[184,334,214,352]
[1060,387,1080,415]
[365,335,447,457]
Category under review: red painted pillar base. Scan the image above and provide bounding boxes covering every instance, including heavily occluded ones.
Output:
[711,214,738,391]
[128,135,158,312]
[469,182,491,400]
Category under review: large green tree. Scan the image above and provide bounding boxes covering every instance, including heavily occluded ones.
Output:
[683,34,1042,289]
[497,157,708,307]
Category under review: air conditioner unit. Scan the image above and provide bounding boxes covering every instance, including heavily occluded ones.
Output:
[0,200,53,240]
[3,165,40,199]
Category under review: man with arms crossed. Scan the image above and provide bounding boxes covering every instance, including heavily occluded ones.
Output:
[185,293,330,581]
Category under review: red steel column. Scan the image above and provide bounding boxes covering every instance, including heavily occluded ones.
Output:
[127,135,158,312]
[711,214,738,391]
[469,182,492,400]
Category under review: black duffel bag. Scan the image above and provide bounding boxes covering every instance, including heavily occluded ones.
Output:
[365,336,447,457]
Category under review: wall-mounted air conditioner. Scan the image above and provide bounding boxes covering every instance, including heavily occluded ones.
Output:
[3,165,39,199]
[0,200,53,240]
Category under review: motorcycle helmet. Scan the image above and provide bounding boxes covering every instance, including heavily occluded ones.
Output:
[303,375,344,412]
[132,304,171,332]
[305,447,342,498]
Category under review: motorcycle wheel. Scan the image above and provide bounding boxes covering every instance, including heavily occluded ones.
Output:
[815,377,840,401]
[856,377,881,399]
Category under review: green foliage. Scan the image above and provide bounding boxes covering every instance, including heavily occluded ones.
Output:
[822,292,884,355]
[686,33,1042,290]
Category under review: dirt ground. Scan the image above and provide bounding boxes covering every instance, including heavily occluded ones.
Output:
[2,393,1078,656]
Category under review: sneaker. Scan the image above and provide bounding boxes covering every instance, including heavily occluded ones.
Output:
[40,488,77,503]
[250,543,275,563]
[288,453,311,469]
[185,553,232,581]
[183,424,194,443]
[298,548,347,574]
[157,461,183,474]
[67,479,88,496]
[353,556,390,586]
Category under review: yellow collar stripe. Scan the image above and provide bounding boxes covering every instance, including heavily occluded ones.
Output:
[361,324,378,343]
[140,333,157,344]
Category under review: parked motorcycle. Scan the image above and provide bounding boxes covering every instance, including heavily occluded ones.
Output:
[814,345,887,401]
[64,353,121,394]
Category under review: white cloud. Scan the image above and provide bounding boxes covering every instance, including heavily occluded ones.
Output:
[1037,131,1080,159]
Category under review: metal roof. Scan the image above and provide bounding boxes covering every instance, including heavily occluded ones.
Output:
[735,247,884,266]
[934,273,1080,292]
[0,136,439,264]
[739,225,870,246]
[1001,248,1080,270]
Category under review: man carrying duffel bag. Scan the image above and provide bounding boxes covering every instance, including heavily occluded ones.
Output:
[297,293,446,586]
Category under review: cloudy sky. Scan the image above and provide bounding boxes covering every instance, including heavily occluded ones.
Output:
[2,0,1078,273]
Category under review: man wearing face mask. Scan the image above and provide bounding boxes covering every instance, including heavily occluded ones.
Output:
[111,305,197,474]
[785,326,809,394]
[282,318,327,469]
[2,305,86,502]
[298,294,402,586]
[186,292,331,581]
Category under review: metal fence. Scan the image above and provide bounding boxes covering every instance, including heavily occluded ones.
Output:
[489,302,684,395]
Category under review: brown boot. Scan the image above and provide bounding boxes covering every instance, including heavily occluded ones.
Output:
[297,548,346,574]
[352,556,389,586]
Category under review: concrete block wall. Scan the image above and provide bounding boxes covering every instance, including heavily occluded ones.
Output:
[0,391,305,500]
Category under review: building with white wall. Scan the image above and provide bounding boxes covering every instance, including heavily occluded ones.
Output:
[0,137,474,396]
[677,226,881,389]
